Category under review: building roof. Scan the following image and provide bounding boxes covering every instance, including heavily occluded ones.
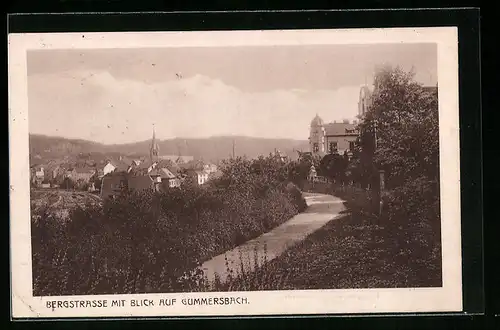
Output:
[120,157,135,166]
[135,160,151,169]
[185,168,206,176]
[310,114,324,127]
[157,167,176,179]
[158,155,194,163]
[108,159,133,172]
[324,122,359,136]
[115,162,132,172]
[105,171,128,179]
[156,159,177,168]
[74,167,96,174]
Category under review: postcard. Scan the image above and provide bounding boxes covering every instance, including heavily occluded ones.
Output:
[9,27,461,318]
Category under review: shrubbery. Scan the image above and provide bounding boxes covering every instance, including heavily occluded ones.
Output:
[297,66,442,286]
[31,155,306,296]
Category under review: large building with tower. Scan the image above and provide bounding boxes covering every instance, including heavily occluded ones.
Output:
[308,81,437,157]
[309,115,359,157]
[308,83,374,157]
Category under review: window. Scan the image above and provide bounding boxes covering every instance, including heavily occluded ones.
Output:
[329,142,338,153]
[313,143,319,152]
[349,141,355,150]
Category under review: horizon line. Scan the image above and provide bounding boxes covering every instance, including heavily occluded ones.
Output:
[29,133,310,146]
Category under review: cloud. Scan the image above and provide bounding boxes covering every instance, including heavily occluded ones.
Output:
[28,70,362,144]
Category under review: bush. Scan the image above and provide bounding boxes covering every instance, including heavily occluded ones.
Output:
[31,155,307,295]
[383,177,441,259]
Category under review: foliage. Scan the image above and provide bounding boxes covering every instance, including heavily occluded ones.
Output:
[61,177,75,190]
[31,154,307,296]
[318,152,349,183]
[343,66,441,281]
[92,177,102,191]
[354,66,439,188]
[286,66,441,289]
[213,208,441,291]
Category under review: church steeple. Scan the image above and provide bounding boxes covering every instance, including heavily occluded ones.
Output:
[150,125,159,163]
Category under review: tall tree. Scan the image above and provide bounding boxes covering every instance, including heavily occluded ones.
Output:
[355,65,439,189]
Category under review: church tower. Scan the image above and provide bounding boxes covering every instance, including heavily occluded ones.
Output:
[309,114,326,155]
[150,126,160,163]
[358,86,372,118]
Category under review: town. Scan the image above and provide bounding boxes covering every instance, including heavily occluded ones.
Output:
[29,129,223,198]
[29,79,436,199]
[29,114,364,202]
[29,64,442,298]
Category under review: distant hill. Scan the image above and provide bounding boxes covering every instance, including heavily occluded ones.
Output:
[29,134,309,164]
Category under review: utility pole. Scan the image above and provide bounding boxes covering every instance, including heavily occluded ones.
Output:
[232,139,235,159]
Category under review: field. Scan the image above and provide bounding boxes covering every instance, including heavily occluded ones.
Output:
[30,189,102,219]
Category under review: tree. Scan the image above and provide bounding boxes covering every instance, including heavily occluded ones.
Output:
[357,65,439,188]
[62,177,75,190]
[93,177,103,192]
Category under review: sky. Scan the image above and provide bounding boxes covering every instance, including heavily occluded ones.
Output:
[27,43,437,144]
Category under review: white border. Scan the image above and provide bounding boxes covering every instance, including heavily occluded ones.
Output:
[8,27,461,318]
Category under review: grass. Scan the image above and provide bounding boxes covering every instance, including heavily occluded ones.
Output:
[209,191,442,291]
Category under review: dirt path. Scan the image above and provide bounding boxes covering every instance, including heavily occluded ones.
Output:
[200,192,346,285]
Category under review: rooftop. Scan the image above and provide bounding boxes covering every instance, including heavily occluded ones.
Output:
[324,122,359,136]
[74,167,97,174]
[158,155,194,163]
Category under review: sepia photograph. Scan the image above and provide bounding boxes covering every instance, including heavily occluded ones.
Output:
[9,27,462,318]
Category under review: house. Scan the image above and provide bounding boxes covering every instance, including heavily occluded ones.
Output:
[108,158,136,174]
[185,169,209,186]
[130,160,158,175]
[157,167,181,189]
[100,172,128,199]
[96,169,105,179]
[202,163,218,174]
[41,164,57,182]
[72,167,97,183]
[158,155,194,164]
[309,115,358,156]
[30,165,45,185]
[128,175,158,193]
[102,161,116,176]
[50,166,62,181]
[52,166,66,185]
[358,85,373,118]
